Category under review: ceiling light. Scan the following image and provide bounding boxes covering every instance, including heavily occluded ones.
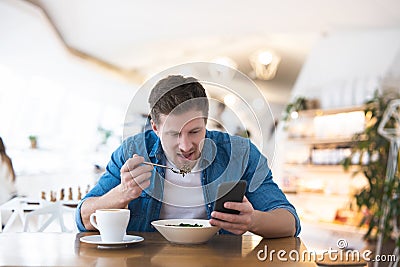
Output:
[249,50,281,80]
[257,51,273,65]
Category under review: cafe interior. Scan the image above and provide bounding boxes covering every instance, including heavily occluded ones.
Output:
[1,0,400,266]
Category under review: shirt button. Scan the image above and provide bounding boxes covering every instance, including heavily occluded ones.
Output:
[207,204,211,208]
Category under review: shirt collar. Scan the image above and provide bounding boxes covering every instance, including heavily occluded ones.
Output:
[201,130,216,164]
[148,137,164,162]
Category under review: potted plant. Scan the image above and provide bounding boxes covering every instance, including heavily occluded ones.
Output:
[342,90,400,254]
[282,96,321,122]
[281,96,308,122]
[97,126,113,145]
[28,135,38,149]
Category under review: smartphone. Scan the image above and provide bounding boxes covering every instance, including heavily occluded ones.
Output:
[213,180,247,214]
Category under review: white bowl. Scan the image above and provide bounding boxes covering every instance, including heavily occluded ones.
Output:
[151,219,220,244]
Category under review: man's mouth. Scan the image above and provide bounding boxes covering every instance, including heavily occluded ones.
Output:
[178,152,194,160]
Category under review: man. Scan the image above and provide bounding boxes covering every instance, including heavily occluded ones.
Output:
[76,75,300,238]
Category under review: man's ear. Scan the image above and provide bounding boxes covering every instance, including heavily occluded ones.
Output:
[151,119,160,136]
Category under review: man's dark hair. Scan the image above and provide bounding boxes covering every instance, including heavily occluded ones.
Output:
[148,75,209,124]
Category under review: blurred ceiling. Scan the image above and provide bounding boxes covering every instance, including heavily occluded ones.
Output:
[21,0,400,103]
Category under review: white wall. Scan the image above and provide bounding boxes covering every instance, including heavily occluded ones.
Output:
[291,29,400,108]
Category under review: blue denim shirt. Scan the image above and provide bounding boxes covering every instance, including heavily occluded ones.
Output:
[76,130,301,236]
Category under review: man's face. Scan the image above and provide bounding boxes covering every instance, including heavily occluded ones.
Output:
[151,109,206,169]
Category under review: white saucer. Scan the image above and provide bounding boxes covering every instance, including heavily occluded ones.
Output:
[80,235,144,248]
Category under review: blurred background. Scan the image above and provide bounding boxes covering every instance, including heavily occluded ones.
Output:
[1,0,400,250]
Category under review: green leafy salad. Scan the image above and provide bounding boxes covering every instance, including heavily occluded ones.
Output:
[165,223,203,227]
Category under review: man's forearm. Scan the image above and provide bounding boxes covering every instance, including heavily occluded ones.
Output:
[249,208,296,238]
[80,186,130,230]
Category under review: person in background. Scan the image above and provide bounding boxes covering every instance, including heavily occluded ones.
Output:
[76,75,300,238]
[0,137,17,205]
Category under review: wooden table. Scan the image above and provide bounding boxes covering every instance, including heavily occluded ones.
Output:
[0,232,318,266]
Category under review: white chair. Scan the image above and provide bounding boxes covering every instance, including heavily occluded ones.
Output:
[23,201,77,232]
[0,197,43,232]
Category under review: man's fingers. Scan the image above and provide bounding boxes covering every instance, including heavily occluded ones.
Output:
[209,217,247,233]
[223,201,253,214]
[138,179,151,190]
[211,211,239,223]
[132,171,152,186]
[120,154,145,173]
[223,201,243,212]
[121,164,153,184]
[121,171,133,184]
[211,210,251,225]
[127,164,153,179]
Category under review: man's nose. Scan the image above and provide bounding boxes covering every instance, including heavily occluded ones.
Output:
[178,134,192,152]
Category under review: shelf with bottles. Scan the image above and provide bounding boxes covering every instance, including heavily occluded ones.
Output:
[286,136,355,145]
[284,163,359,172]
[284,105,366,142]
[281,162,367,195]
[284,145,352,167]
[284,142,370,167]
[295,105,365,117]
[280,104,370,226]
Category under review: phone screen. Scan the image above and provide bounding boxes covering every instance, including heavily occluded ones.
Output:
[213,180,247,214]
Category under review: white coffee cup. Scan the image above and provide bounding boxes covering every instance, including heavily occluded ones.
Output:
[89,209,130,242]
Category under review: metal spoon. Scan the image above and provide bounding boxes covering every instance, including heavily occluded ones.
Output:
[143,162,181,174]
